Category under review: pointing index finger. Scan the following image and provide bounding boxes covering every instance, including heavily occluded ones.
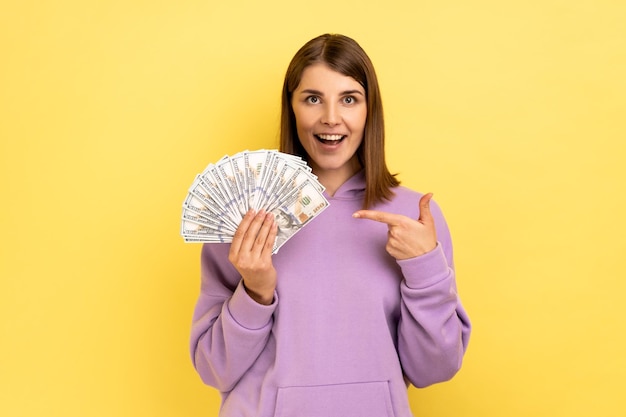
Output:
[352,209,404,226]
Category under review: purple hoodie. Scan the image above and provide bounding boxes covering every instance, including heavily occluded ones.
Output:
[190,171,471,417]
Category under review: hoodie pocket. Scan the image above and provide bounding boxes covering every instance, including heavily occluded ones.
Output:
[274,380,396,417]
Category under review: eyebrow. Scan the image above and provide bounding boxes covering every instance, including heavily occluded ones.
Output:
[299,88,365,96]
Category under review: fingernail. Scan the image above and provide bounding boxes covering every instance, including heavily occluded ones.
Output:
[352,212,360,218]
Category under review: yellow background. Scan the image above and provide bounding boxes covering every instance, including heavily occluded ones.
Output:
[1,0,624,416]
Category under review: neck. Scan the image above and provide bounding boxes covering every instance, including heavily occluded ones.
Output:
[313,159,361,197]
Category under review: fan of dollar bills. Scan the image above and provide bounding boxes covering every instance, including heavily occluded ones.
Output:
[181,150,330,253]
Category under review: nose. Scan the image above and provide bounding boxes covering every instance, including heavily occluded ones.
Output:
[321,103,340,126]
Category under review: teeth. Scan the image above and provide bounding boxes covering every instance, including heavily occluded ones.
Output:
[317,134,344,141]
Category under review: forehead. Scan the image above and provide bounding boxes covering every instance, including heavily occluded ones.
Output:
[296,63,364,93]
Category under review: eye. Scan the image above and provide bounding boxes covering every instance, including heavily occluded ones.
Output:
[306,96,320,104]
[343,96,356,105]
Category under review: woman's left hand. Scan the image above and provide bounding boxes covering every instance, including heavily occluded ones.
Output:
[352,193,437,260]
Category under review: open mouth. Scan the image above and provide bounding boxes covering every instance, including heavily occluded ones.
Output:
[315,134,346,145]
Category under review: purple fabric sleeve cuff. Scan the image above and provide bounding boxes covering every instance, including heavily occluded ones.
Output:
[226,280,277,330]
[397,242,451,289]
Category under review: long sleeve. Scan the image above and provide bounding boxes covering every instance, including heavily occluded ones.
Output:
[396,202,471,388]
[189,244,277,392]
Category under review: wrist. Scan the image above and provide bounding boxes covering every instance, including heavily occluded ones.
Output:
[243,282,274,305]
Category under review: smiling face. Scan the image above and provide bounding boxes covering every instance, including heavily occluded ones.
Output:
[291,63,367,192]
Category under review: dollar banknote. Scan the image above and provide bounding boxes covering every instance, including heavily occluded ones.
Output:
[181,150,329,253]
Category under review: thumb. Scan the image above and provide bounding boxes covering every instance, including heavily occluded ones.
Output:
[418,193,434,223]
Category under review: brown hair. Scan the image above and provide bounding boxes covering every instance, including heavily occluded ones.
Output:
[280,33,399,209]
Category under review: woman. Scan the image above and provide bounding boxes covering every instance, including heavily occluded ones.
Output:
[190,33,471,417]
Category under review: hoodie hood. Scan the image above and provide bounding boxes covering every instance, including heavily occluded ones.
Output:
[325,169,366,200]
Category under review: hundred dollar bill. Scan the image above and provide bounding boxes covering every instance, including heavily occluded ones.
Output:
[269,177,329,253]
[181,208,236,235]
[216,156,247,218]
[180,219,233,243]
[201,163,242,221]
[266,162,324,210]
[198,166,229,207]
[274,150,311,171]
[246,150,276,211]
[229,152,249,212]
[254,151,278,211]
[182,192,237,233]
[257,154,292,210]
[188,175,239,229]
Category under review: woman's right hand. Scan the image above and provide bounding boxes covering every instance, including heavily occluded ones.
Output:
[228,209,278,305]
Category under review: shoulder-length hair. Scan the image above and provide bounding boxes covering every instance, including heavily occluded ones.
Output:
[280,33,399,209]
